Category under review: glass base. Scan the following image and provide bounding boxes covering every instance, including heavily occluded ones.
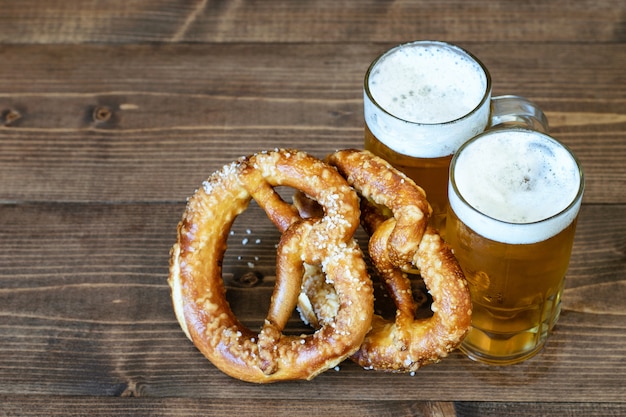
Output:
[460,341,545,366]
[458,287,562,366]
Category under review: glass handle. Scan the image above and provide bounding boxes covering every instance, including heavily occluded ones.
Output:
[491,95,550,133]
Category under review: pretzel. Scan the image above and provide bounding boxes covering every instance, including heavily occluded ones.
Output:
[168,149,374,383]
[298,149,472,372]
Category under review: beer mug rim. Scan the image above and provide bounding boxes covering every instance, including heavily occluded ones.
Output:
[364,40,492,127]
[449,127,585,228]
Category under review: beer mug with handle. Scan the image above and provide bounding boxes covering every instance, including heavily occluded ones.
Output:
[364,40,550,232]
[446,128,584,365]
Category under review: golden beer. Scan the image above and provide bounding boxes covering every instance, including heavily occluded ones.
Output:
[363,41,550,231]
[365,125,452,228]
[446,128,584,365]
[363,41,492,230]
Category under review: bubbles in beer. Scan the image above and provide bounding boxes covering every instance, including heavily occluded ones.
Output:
[364,41,492,158]
[449,129,583,244]
[368,44,486,124]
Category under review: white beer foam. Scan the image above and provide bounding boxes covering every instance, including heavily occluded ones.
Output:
[449,129,583,244]
[365,41,490,158]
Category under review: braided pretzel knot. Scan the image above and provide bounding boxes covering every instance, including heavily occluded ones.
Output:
[168,149,374,383]
[298,149,472,372]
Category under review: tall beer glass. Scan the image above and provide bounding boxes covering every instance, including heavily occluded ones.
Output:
[364,41,549,230]
[446,128,584,365]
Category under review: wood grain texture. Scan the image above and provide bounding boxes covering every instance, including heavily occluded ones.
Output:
[2,397,625,417]
[0,397,458,417]
[0,203,624,403]
[455,402,626,417]
[0,0,623,44]
[0,43,623,204]
[0,0,624,415]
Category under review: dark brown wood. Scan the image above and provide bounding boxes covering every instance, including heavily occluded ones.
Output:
[0,397,459,417]
[0,0,624,415]
[455,402,626,417]
[0,203,624,404]
[0,0,623,44]
[0,43,623,204]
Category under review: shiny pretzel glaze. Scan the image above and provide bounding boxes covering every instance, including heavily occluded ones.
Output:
[299,150,472,372]
[169,149,374,383]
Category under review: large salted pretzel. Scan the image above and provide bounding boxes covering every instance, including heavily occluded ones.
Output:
[169,149,374,383]
[298,149,472,372]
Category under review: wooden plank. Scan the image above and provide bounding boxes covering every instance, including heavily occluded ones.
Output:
[2,124,621,204]
[0,0,623,44]
[0,203,624,402]
[0,396,457,417]
[2,396,625,417]
[454,402,626,417]
[0,43,623,204]
[1,0,622,414]
[0,43,622,101]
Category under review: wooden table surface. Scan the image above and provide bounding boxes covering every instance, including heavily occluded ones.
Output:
[1,1,624,416]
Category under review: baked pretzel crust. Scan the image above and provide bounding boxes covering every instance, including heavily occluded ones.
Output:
[299,149,472,372]
[169,149,374,383]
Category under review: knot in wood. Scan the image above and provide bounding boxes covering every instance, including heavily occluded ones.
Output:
[3,109,22,126]
[93,106,113,123]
